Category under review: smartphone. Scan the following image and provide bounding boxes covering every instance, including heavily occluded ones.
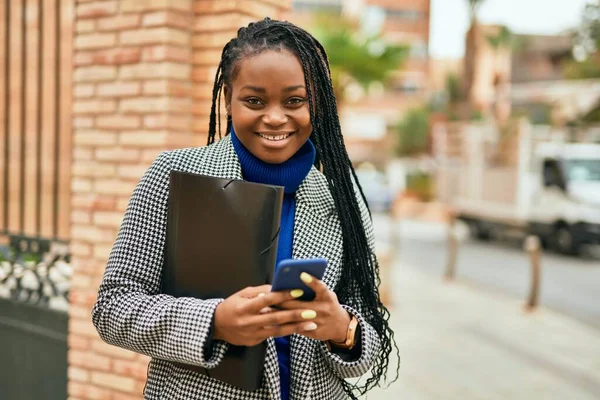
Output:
[271,258,328,301]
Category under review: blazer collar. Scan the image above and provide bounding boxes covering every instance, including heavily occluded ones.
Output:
[212,135,243,181]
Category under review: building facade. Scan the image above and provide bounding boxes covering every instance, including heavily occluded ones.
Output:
[511,34,573,83]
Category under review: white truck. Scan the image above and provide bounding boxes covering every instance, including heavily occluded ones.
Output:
[433,120,600,255]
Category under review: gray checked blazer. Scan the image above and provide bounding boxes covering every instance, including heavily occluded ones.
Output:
[92,136,381,400]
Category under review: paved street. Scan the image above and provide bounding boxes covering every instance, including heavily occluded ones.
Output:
[360,214,600,399]
[374,214,600,329]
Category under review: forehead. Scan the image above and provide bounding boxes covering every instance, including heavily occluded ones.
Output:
[232,49,307,89]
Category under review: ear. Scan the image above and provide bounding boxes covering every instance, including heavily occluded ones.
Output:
[223,84,232,115]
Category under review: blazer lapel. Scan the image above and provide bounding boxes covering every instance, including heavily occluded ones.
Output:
[263,338,281,400]
[289,168,342,400]
[200,135,244,181]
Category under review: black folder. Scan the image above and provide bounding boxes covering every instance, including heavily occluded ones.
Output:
[161,170,284,391]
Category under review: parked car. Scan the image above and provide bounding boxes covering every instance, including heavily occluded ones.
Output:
[355,166,394,213]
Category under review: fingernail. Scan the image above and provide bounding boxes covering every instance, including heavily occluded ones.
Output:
[300,272,313,284]
[301,310,317,319]
[257,293,265,297]
[303,322,317,331]
[290,289,304,298]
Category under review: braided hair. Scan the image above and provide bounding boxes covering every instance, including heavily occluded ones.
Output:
[207,18,399,397]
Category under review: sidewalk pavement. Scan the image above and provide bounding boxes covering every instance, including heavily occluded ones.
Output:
[362,260,600,399]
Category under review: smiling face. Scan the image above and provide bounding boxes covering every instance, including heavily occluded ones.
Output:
[224,49,313,164]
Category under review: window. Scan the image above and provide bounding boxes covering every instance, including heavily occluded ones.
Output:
[542,159,565,189]
[392,80,421,94]
[385,9,423,21]
[564,159,600,182]
[410,41,429,60]
[292,0,342,13]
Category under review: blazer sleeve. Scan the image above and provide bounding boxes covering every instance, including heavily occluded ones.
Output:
[91,151,229,368]
[317,181,382,379]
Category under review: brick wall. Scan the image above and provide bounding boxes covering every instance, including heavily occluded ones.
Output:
[68,1,288,399]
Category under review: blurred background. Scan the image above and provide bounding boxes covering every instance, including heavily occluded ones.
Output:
[0,0,599,399]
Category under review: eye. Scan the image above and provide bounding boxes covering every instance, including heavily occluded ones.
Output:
[287,97,306,107]
[244,98,263,106]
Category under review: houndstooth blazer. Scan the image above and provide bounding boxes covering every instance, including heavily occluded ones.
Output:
[92,136,381,400]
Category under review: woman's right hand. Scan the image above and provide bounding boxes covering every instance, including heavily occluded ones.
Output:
[213,285,316,346]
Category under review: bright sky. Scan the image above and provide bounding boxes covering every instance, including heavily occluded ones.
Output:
[430,0,591,59]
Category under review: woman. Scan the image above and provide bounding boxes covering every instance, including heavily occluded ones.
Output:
[92,18,398,400]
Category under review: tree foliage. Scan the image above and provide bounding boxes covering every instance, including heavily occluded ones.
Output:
[486,25,513,49]
[310,14,408,103]
[565,1,600,80]
[466,0,487,21]
[573,0,600,59]
[564,55,600,79]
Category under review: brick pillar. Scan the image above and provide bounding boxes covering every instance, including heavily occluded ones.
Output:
[69,1,288,399]
[192,0,289,140]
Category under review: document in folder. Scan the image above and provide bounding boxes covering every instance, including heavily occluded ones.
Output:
[161,170,284,391]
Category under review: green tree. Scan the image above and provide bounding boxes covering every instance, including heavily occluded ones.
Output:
[486,25,513,49]
[570,1,600,127]
[564,56,600,79]
[564,1,600,80]
[310,14,408,104]
[573,0,600,59]
[581,98,600,123]
[466,0,486,22]
[439,73,464,120]
[446,73,463,104]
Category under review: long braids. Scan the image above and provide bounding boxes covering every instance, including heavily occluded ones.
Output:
[207,18,399,398]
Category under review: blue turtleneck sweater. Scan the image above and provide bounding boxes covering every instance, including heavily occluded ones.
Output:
[231,129,315,400]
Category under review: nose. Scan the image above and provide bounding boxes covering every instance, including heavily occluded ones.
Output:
[262,106,287,127]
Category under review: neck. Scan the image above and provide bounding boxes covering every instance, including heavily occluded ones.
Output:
[230,129,315,194]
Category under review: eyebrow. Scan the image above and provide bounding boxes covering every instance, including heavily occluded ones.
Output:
[241,85,306,93]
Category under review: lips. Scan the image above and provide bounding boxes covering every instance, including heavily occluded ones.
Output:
[256,131,295,141]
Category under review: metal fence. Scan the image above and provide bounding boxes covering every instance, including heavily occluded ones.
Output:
[0,0,73,248]
[0,300,68,400]
[0,0,73,398]
[0,249,70,399]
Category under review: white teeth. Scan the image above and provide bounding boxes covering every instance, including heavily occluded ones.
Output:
[258,132,292,141]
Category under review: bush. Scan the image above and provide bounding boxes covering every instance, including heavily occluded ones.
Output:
[471,110,484,121]
[512,103,553,125]
[394,108,430,157]
[406,172,435,202]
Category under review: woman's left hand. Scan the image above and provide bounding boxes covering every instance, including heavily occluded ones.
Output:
[275,273,351,342]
